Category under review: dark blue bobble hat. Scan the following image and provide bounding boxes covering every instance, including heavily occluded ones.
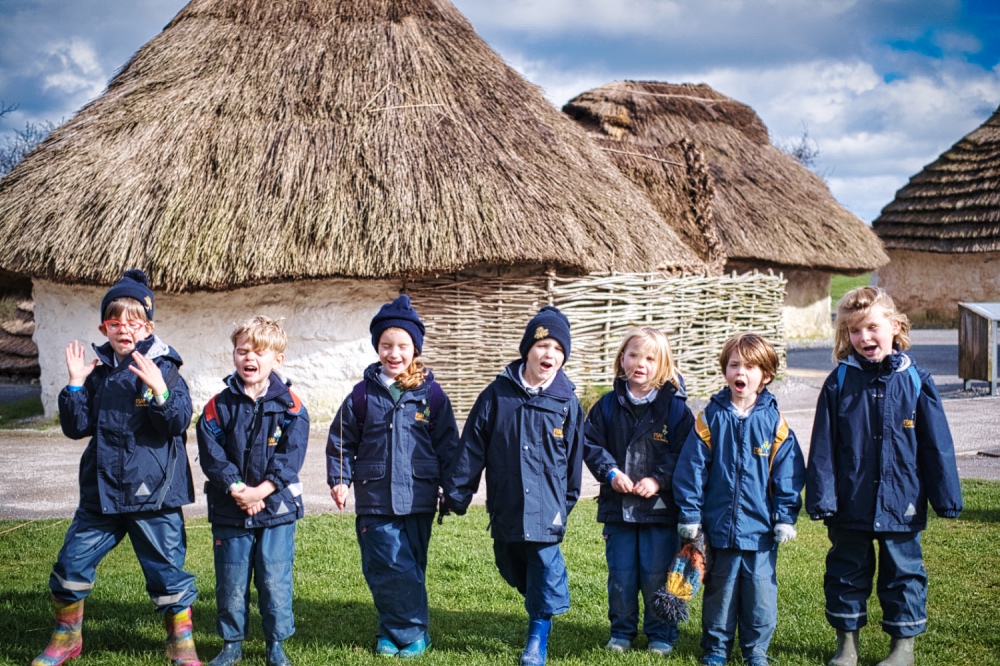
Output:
[100,269,154,322]
[519,305,571,360]
[370,294,426,355]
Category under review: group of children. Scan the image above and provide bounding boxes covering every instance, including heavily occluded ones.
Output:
[32,270,962,666]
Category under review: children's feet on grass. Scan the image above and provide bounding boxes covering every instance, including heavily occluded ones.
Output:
[208,641,242,666]
[375,636,399,657]
[266,640,291,666]
[397,633,431,659]
[701,657,727,666]
[605,637,631,652]
[647,640,673,656]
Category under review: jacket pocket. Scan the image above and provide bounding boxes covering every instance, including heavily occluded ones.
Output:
[412,462,440,483]
[354,461,386,483]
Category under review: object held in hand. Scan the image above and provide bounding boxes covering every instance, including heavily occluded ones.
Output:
[651,532,710,623]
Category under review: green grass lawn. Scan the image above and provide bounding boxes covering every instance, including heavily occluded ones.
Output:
[829,273,872,307]
[3,480,999,665]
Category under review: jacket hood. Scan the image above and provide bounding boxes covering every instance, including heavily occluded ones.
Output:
[612,375,686,406]
[500,360,577,400]
[223,370,292,402]
[92,334,181,367]
[709,385,778,411]
[843,349,913,376]
[362,361,437,388]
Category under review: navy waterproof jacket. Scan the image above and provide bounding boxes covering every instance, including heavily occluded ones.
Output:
[445,361,585,544]
[197,372,310,529]
[583,378,695,525]
[806,351,963,532]
[326,364,459,516]
[673,387,804,551]
[58,335,195,514]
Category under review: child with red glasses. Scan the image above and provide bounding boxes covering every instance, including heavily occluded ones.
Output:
[33,269,201,666]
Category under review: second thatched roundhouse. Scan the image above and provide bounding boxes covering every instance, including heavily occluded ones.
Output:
[564,81,889,338]
[0,0,716,418]
[873,105,1000,326]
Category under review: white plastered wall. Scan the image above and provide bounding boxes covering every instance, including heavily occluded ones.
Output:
[878,250,1000,327]
[32,278,400,421]
[782,269,834,340]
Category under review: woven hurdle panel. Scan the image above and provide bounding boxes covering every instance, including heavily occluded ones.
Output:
[407,271,786,417]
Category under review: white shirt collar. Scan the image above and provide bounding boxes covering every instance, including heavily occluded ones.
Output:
[625,385,658,405]
[519,363,557,392]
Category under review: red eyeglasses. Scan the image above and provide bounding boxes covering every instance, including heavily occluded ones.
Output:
[103,320,145,333]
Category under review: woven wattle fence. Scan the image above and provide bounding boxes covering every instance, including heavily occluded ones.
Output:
[406,271,786,417]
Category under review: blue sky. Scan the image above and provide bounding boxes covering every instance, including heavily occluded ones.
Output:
[1,0,998,223]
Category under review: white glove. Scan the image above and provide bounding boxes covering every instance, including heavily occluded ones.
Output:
[678,523,700,540]
[774,523,797,543]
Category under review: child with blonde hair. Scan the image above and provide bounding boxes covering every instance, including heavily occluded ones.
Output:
[197,316,309,666]
[583,327,695,656]
[327,295,458,658]
[807,287,962,666]
[674,333,804,666]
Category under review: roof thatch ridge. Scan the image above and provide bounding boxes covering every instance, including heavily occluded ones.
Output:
[873,105,1000,253]
[0,1,704,291]
[564,80,888,273]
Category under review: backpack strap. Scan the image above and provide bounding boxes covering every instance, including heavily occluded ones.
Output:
[836,361,921,394]
[351,380,368,435]
[351,379,445,438]
[694,411,712,452]
[769,414,790,473]
[600,391,616,430]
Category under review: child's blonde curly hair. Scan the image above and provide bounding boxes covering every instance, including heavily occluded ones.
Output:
[833,287,910,362]
[230,316,287,354]
[614,327,680,392]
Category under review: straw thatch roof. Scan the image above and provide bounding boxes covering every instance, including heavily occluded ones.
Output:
[873,105,1000,253]
[0,1,703,292]
[564,81,888,274]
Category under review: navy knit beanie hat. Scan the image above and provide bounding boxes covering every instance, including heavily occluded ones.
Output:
[370,294,426,355]
[519,306,571,360]
[100,269,154,322]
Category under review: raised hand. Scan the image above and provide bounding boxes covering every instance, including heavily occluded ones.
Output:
[128,351,167,398]
[65,340,98,386]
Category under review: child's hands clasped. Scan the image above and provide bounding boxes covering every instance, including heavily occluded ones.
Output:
[232,482,276,516]
[610,471,661,498]
[65,340,98,386]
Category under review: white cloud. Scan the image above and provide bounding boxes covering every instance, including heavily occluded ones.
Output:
[41,38,105,98]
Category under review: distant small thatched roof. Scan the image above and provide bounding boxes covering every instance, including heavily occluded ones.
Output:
[873,105,1000,253]
[564,81,888,274]
[0,1,703,292]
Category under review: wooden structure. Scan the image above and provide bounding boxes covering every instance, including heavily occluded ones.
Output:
[959,302,1000,395]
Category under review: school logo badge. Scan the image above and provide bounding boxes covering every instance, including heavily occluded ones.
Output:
[534,326,549,340]
[144,296,152,312]
[415,407,430,423]
[553,428,564,438]
[903,411,916,429]
[753,440,772,457]
[268,424,283,446]
[652,424,669,442]
[136,388,151,407]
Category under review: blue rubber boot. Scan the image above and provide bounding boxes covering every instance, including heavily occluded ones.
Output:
[519,619,551,666]
[208,641,242,666]
[266,641,291,666]
[397,633,431,659]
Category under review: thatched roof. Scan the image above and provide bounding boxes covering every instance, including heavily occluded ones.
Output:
[564,81,888,274]
[0,1,704,292]
[873,105,1000,253]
